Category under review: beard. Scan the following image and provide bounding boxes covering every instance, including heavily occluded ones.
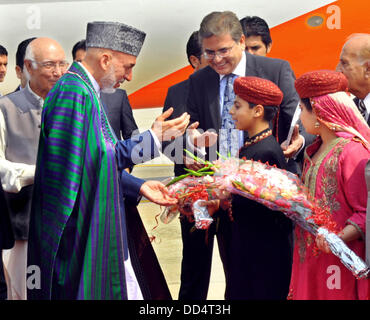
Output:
[101,65,118,94]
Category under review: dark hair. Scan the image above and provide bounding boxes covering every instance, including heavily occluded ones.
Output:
[186,31,202,67]
[0,45,8,56]
[263,106,278,122]
[301,98,313,111]
[248,102,278,122]
[240,16,272,48]
[199,11,243,43]
[16,37,37,69]
[72,40,86,60]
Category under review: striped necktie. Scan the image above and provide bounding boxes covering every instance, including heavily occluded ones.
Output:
[219,74,239,157]
[358,99,367,120]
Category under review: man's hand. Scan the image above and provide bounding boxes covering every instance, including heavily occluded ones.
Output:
[151,107,190,142]
[183,155,204,171]
[198,199,222,216]
[140,180,177,206]
[281,125,304,158]
[192,130,218,148]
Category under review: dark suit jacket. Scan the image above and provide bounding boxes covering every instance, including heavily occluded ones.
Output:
[101,89,138,140]
[162,80,190,176]
[187,52,314,170]
[188,52,298,143]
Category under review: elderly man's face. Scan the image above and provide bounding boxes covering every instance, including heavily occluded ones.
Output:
[101,51,136,92]
[25,39,67,98]
[336,43,366,99]
[202,33,245,75]
[0,54,7,82]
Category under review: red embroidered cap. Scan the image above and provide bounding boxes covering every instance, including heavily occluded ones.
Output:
[295,70,348,98]
[234,76,283,106]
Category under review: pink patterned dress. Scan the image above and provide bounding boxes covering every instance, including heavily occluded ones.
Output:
[288,135,370,300]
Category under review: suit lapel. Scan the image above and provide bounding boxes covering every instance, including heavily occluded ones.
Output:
[206,67,222,129]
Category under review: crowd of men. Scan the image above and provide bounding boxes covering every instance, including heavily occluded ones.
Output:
[0,11,369,300]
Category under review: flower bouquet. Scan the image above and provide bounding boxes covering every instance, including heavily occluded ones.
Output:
[162,152,370,279]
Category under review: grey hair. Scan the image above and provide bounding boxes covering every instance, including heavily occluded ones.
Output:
[24,43,38,69]
[345,33,370,65]
[199,11,243,43]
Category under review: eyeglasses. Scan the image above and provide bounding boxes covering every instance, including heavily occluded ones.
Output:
[203,44,235,60]
[31,60,70,71]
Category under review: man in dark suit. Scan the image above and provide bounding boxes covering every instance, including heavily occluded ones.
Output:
[185,11,301,299]
[337,33,370,125]
[162,31,208,177]
[162,31,213,300]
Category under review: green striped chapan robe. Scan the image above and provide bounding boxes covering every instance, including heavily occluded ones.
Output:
[27,62,131,299]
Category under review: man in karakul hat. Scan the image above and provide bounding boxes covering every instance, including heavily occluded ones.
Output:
[27,21,191,300]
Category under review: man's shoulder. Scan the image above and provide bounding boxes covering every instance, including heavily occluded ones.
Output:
[189,65,218,82]
[101,88,127,100]
[0,88,27,108]
[167,79,189,94]
[247,52,290,70]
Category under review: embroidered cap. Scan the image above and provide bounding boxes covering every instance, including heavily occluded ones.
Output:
[295,70,348,98]
[234,76,283,106]
[86,21,146,57]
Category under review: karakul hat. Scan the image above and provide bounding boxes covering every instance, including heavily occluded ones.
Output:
[86,21,146,57]
[234,76,283,106]
[295,70,348,98]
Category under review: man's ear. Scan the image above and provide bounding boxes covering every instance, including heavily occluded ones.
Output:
[364,60,370,79]
[99,51,112,71]
[239,34,246,51]
[266,42,272,54]
[189,55,199,70]
[15,65,22,79]
[23,60,33,75]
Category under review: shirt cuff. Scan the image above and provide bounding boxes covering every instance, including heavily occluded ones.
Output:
[149,128,162,153]
[186,134,206,157]
[0,162,35,193]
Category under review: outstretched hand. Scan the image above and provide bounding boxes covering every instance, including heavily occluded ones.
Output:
[189,127,218,147]
[281,125,304,158]
[151,107,190,142]
[140,180,177,206]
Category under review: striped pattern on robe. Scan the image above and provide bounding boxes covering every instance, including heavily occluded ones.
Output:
[27,62,129,299]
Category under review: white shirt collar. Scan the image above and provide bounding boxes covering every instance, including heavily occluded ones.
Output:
[26,82,44,106]
[219,51,246,81]
[78,62,101,96]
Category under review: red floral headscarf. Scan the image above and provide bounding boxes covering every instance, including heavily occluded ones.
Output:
[295,70,370,148]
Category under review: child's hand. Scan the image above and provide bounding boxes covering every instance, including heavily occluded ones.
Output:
[315,234,331,254]
[198,200,220,216]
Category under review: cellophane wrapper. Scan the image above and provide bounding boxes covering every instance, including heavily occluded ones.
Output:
[161,158,370,278]
[160,175,230,228]
[219,158,370,279]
